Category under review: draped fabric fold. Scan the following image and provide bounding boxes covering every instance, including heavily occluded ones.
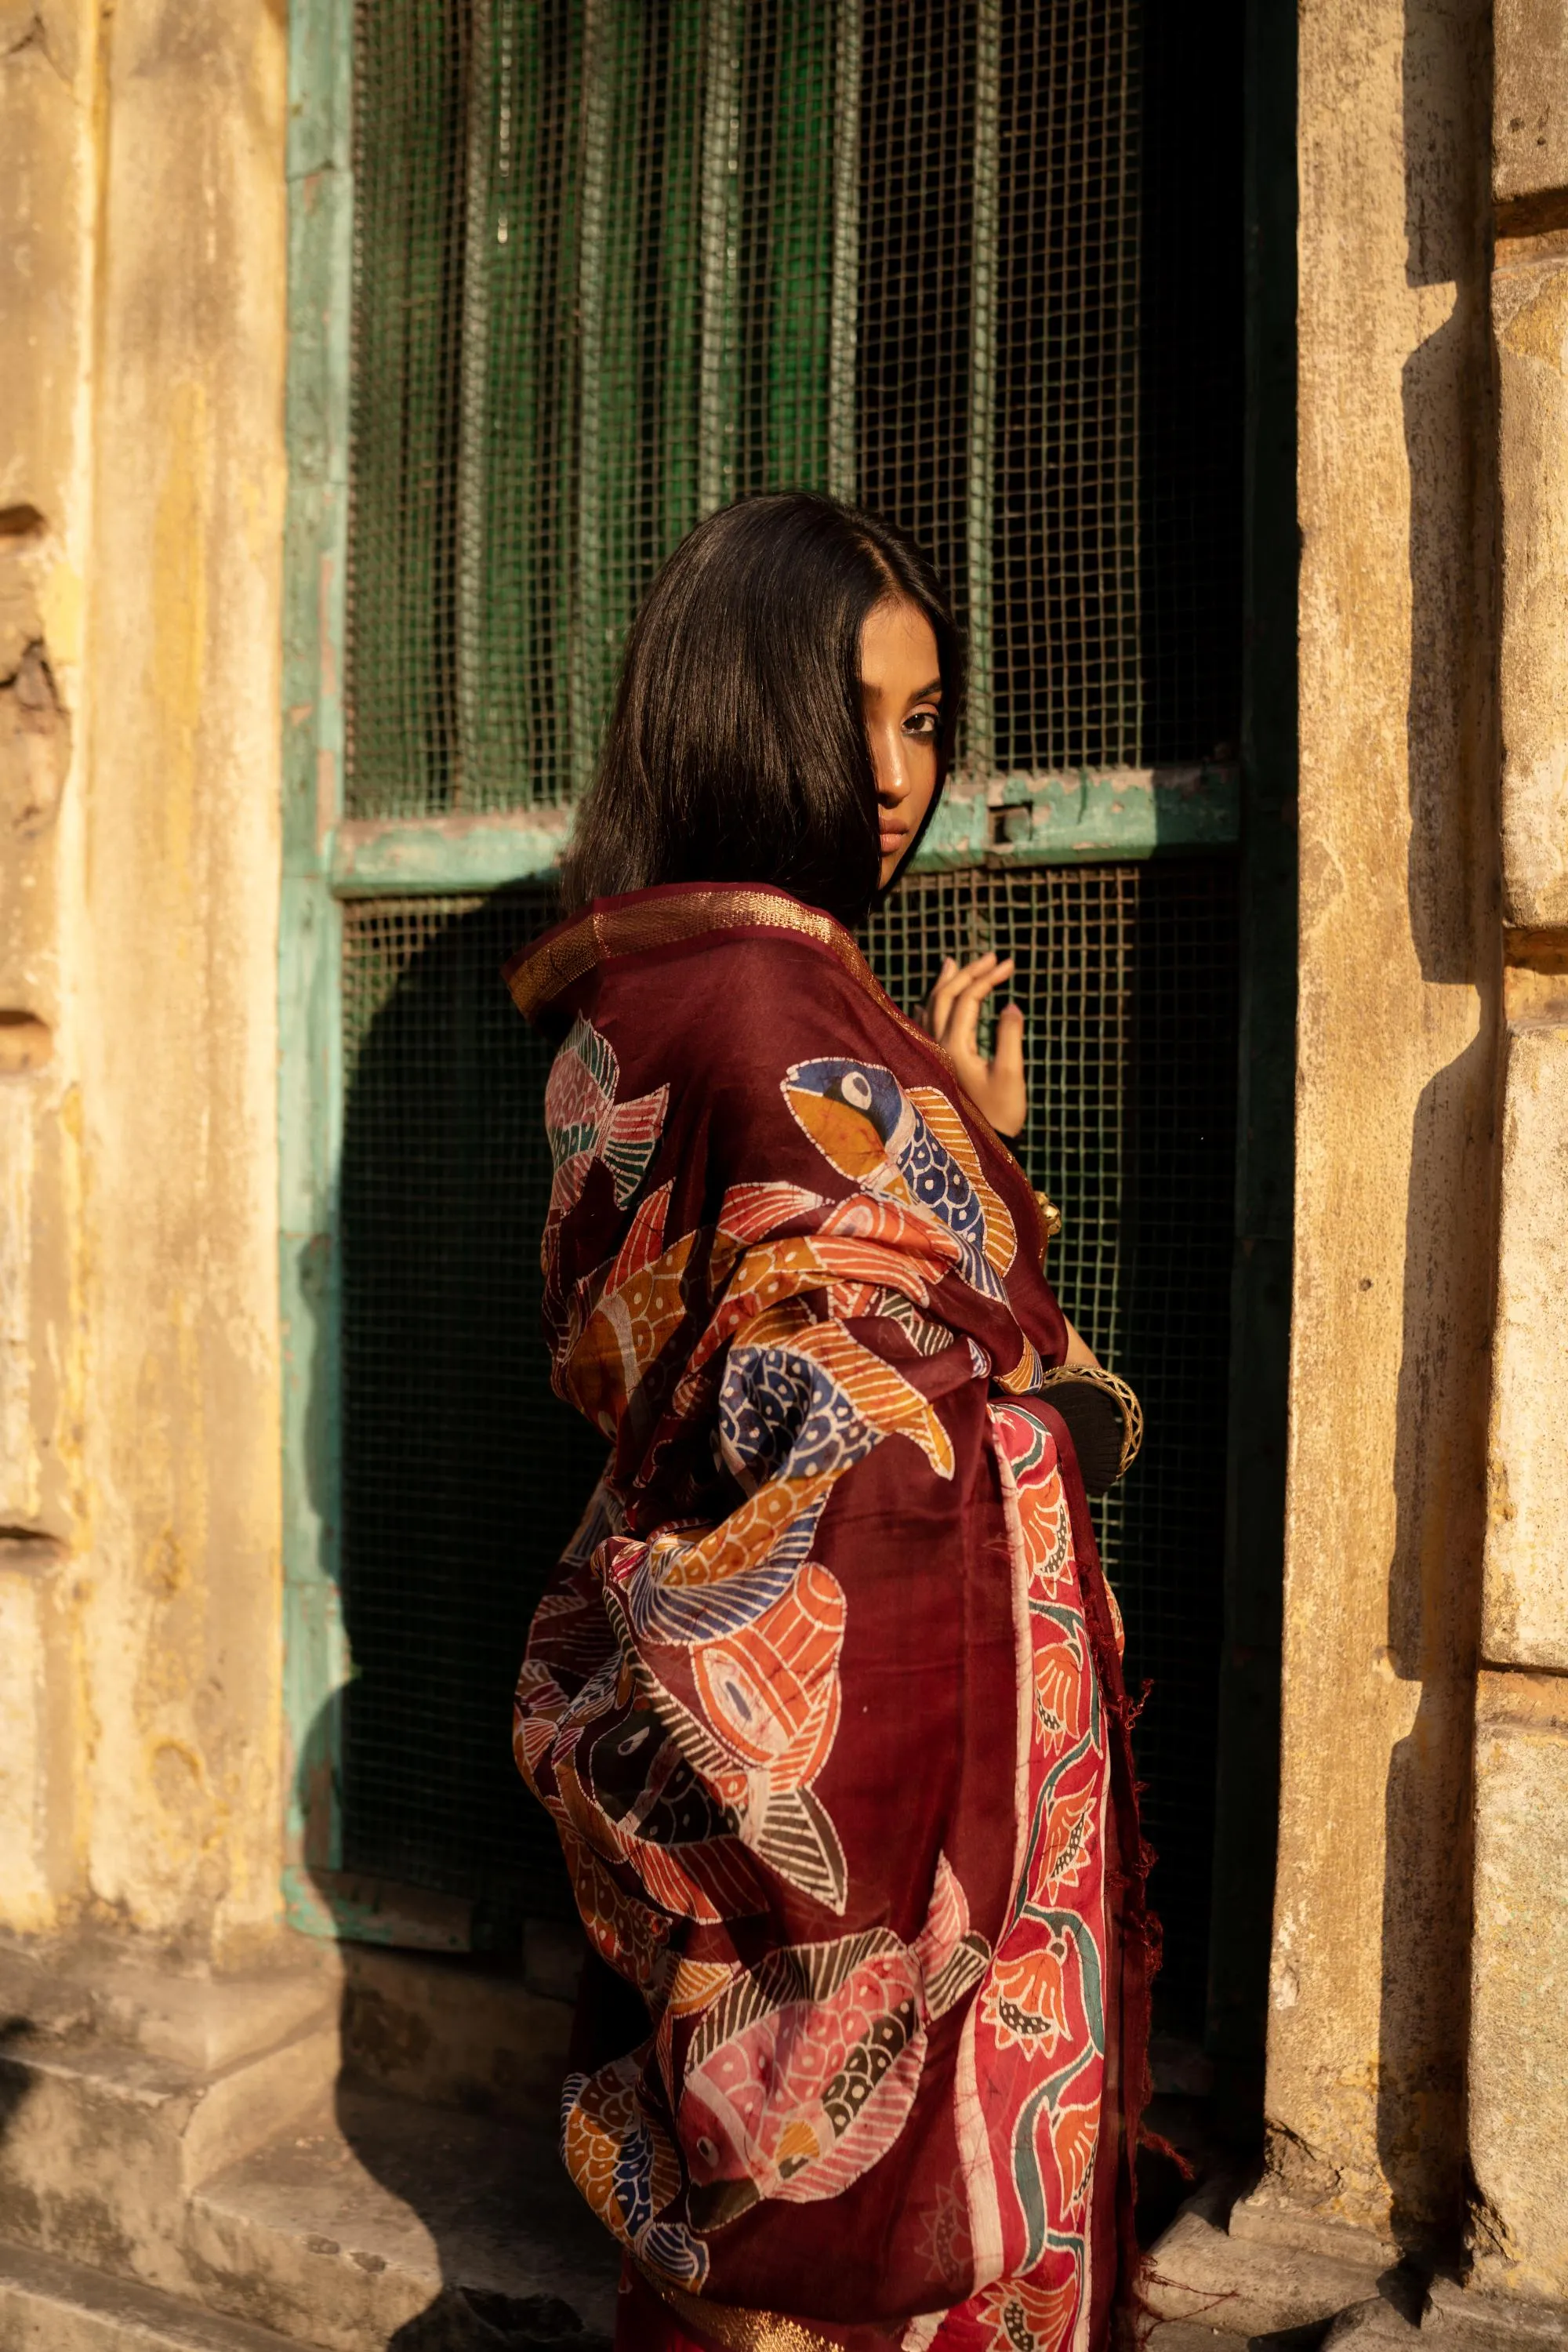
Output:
[506,884,1155,2352]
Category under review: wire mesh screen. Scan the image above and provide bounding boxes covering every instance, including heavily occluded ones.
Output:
[346,0,1242,814]
[336,860,1236,2014]
[348,0,858,817]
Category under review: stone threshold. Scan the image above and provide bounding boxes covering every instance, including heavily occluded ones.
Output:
[1145,2175,1568,2352]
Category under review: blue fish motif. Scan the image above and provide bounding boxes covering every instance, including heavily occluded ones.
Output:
[782,1056,1007,1301]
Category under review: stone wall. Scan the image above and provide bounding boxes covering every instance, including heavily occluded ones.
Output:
[0,0,288,1960]
[1471,0,1568,2298]
[1271,0,1499,2254]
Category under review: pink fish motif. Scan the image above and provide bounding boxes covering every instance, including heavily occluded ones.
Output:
[679,1853,989,2227]
[545,1015,670,1240]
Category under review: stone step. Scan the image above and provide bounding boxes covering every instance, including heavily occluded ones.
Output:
[0,1942,339,2082]
[184,2089,617,2352]
[0,2002,340,2305]
[332,1936,578,2129]
[0,2235,306,2352]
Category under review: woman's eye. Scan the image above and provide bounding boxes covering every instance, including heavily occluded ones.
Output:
[905,708,939,739]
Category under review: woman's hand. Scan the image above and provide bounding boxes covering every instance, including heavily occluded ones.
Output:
[919,952,1029,1136]
[1062,1316,1100,1370]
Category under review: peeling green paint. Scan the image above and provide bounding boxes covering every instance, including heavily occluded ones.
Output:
[280,0,353,1916]
[332,811,572,893]
[917,765,1241,869]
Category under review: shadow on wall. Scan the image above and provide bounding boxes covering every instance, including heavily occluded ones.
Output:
[0,2018,34,2148]
[322,889,604,1946]
[294,1691,619,2352]
[291,890,619,2350]
[1378,0,1499,2263]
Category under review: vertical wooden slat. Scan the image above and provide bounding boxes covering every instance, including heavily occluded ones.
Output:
[569,0,611,793]
[1111,0,1143,764]
[483,0,544,801]
[767,1,832,488]
[661,3,705,553]
[965,0,1000,779]
[568,0,640,792]
[347,0,465,813]
[698,0,741,514]
[827,0,860,503]
[597,3,643,728]
[455,0,492,808]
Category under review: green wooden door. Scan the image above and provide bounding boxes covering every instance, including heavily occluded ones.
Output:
[281,0,1255,2030]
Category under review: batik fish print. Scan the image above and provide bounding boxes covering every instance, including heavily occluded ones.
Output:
[680,1860,989,2227]
[545,1014,669,1237]
[782,1058,1015,1303]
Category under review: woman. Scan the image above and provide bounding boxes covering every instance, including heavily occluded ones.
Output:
[506,495,1153,2352]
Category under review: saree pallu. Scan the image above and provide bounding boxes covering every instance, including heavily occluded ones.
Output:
[506,884,1155,2352]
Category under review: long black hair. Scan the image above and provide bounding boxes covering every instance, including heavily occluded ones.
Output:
[560,493,963,929]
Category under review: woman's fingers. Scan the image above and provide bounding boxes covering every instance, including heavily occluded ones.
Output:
[924,952,978,1037]
[988,1000,1028,1134]
[946,956,1015,1058]
[918,953,1029,1135]
[927,954,1010,1038]
[994,999,1025,1079]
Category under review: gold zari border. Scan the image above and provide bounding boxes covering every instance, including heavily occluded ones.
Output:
[639,2268,853,2352]
[505,887,879,1024]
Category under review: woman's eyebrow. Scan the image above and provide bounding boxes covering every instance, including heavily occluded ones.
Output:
[906,676,943,706]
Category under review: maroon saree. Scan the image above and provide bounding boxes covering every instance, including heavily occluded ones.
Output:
[506,884,1154,2352]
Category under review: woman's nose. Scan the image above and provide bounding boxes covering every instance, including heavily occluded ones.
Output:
[873,726,909,804]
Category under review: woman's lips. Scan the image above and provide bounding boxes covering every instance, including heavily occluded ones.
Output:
[879,827,907,855]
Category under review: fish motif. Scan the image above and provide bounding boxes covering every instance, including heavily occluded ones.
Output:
[679,1858,990,2225]
[546,1015,670,1235]
[782,1057,1009,1301]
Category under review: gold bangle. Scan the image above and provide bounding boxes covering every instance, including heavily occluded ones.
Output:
[1033,1363,1145,1490]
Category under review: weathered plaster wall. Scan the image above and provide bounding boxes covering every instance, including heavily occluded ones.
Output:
[0,0,102,1932]
[1276,0,1497,2246]
[78,0,289,1956]
[1494,0,1568,205]
[0,0,289,1957]
[1468,1668,1568,2299]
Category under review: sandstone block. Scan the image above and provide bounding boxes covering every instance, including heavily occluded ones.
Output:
[1496,0,1568,201]
[185,2087,616,2352]
[1470,1693,1568,2299]
[1483,1022,1568,1668]
[1496,258,1568,926]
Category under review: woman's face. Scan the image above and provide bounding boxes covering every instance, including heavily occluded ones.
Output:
[860,597,943,887]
